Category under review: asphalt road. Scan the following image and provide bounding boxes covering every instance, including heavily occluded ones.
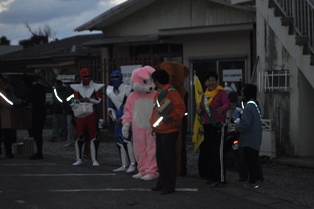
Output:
[0,129,313,209]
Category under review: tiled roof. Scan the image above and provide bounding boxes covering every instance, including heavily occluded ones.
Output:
[0,34,103,61]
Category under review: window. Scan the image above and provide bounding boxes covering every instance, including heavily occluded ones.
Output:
[258,70,289,92]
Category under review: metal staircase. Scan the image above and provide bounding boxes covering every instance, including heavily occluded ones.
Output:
[257,0,314,89]
[270,0,314,58]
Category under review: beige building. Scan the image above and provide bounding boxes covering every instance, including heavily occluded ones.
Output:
[76,0,314,157]
[76,0,256,135]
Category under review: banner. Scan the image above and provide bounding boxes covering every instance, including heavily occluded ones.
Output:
[121,65,142,85]
[192,74,204,152]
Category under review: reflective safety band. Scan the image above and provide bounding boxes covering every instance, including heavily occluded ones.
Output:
[153,116,163,127]
[0,92,13,105]
[54,88,63,103]
[246,101,262,121]
[66,94,74,101]
[156,99,160,107]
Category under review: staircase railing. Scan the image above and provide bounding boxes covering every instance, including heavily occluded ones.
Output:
[272,0,314,55]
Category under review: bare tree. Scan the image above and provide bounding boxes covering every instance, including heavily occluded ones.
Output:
[19,22,57,48]
[24,22,56,42]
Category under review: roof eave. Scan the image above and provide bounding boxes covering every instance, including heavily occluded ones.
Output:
[75,0,158,32]
[0,53,98,62]
[159,23,255,36]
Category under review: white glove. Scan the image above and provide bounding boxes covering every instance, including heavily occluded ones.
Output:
[108,108,116,121]
[122,123,131,138]
[234,118,241,125]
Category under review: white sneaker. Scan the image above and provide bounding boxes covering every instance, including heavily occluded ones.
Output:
[93,160,99,166]
[64,142,74,147]
[140,174,157,181]
[132,173,143,179]
[126,164,136,173]
[113,166,127,172]
[73,159,82,166]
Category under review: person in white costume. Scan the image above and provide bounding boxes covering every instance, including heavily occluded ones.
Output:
[107,70,136,173]
[70,68,104,166]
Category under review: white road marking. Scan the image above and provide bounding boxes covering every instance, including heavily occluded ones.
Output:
[2,163,58,166]
[176,188,199,192]
[52,188,198,192]
[0,173,116,177]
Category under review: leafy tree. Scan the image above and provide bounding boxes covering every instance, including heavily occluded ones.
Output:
[0,36,11,45]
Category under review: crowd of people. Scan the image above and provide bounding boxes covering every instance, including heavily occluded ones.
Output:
[0,66,264,194]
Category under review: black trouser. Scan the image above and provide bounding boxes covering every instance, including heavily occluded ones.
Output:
[238,147,249,181]
[155,132,178,192]
[238,146,263,184]
[198,124,226,183]
[180,124,187,176]
[28,114,46,155]
[0,129,17,155]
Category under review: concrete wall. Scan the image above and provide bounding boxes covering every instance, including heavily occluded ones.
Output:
[256,5,314,157]
[297,70,314,156]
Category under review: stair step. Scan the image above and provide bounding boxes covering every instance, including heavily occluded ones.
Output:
[268,0,276,8]
[281,16,293,26]
[295,36,308,46]
[311,56,314,66]
[302,45,312,55]
[281,16,294,34]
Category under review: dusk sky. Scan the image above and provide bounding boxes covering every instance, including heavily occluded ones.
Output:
[0,0,127,45]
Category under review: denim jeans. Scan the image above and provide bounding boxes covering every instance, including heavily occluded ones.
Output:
[52,113,67,139]
[66,114,76,142]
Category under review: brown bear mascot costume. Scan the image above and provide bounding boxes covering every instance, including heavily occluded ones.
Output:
[155,61,189,176]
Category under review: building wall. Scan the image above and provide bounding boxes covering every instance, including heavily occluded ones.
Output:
[181,30,252,97]
[297,70,314,156]
[181,31,251,67]
[97,0,256,133]
[181,31,252,132]
[103,0,255,37]
[256,7,314,157]
[106,30,253,133]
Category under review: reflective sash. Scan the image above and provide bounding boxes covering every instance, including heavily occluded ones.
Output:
[154,87,176,108]
[203,95,221,127]
[246,101,262,121]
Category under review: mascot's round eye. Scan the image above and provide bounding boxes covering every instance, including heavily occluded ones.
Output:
[142,79,147,84]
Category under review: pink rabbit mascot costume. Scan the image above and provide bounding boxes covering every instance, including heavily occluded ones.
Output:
[122,66,159,180]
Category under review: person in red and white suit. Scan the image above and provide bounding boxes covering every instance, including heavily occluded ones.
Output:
[70,68,104,166]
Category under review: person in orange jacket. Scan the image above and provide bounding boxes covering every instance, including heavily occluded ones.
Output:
[150,70,186,195]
